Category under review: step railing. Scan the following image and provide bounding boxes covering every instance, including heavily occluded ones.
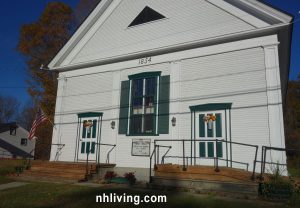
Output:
[260,146,300,180]
[84,142,116,180]
[149,139,259,182]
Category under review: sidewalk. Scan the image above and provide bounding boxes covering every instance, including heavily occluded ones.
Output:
[0,182,28,191]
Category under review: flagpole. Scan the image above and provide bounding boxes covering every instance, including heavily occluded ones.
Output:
[40,106,56,130]
[47,118,57,130]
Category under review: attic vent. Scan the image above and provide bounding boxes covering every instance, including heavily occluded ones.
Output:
[129,6,165,27]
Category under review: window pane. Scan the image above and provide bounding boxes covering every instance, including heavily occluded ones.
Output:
[86,142,90,154]
[145,96,154,114]
[145,77,156,96]
[199,142,206,158]
[91,142,96,154]
[132,97,143,114]
[81,142,85,153]
[132,79,143,97]
[130,116,143,134]
[21,138,27,146]
[207,142,214,158]
[144,114,154,133]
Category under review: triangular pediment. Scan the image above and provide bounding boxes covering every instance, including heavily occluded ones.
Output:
[48,0,292,70]
[128,6,166,27]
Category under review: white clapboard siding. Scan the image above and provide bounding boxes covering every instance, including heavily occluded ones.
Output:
[51,43,281,174]
[120,62,170,81]
[177,47,269,171]
[63,72,113,112]
[67,0,254,65]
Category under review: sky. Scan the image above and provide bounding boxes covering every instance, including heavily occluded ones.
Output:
[0,0,299,108]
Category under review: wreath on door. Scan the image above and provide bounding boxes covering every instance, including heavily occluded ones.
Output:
[203,115,216,130]
[83,120,93,133]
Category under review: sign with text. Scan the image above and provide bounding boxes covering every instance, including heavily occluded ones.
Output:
[131,139,151,156]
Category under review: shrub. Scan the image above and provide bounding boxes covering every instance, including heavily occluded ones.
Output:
[260,162,295,199]
[104,171,117,181]
[124,172,136,185]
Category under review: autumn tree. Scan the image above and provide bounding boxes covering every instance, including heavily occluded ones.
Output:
[17,1,101,160]
[284,75,300,175]
[17,2,73,160]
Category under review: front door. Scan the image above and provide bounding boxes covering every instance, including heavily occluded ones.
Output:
[195,110,227,166]
[78,117,99,161]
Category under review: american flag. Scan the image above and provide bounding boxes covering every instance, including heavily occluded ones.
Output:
[28,108,48,140]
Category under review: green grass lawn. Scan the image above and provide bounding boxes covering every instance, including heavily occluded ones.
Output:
[0,159,26,176]
[0,181,286,208]
[0,175,14,184]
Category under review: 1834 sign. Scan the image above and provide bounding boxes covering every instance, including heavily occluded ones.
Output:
[131,139,151,156]
[138,57,152,65]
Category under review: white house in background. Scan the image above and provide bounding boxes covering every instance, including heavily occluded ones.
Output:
[48,0,293,179]
[0,123,35,159]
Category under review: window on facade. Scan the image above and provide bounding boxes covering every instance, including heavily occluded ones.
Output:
[130,77,157,134]
[10,127,16,135]
[21,138,27,146]
[118,71,170,135]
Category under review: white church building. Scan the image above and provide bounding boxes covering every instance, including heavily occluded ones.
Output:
[48,0,293,179]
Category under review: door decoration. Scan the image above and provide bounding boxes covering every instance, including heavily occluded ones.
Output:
[83,120,93,133]
[203,115,216,130]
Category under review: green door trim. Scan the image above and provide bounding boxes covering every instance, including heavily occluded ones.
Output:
[75,112,103,163]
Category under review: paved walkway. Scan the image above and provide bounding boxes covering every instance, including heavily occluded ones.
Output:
[0,182,28,191]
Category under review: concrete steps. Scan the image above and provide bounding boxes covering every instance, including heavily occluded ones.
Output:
[152,164,259,197]
[151,177,259,197]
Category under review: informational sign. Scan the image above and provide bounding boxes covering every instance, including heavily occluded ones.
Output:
[131,139,151,156]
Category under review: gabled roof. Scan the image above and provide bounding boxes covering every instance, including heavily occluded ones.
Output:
[0,122,18,134]
[0,138,33,158]
[48,0,293,71]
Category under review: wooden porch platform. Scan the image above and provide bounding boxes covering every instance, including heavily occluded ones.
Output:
[21,161,115,181]
[155,164,256,183]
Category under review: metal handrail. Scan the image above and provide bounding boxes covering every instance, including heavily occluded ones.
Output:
[163,155,249,171]
[161,146,172,164]
[52,143,65,161]
[150,139,259,181]
[99,143,116,164]
[260,146,300,179]
[149,145,157,182]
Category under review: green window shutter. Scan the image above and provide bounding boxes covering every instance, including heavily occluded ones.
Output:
[92,120,97,138]
[199,142,206,157]
[216,113,222,137]
[217,142,223,158]
[158,75,170,134]
[86,142,90,154]
[81,142,85,153]
[119,80,130,134]
[207,142,214,157]
[199,114,205,137]
[82,120,87,138]
[207,114,213,137]
[91,142,95,154]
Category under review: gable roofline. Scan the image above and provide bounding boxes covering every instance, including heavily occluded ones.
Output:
[225,0,293,24]
[48,0,293,71]
[48,0,115,69]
